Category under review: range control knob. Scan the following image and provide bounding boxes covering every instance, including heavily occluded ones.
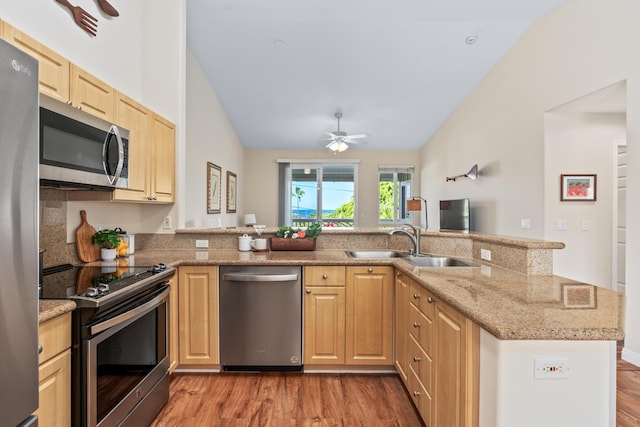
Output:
[97,284,110,294]
[158,263,167,270]
[152,265,161,273]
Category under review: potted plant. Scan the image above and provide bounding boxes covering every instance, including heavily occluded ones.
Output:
[270,224,322,251]
[91,229,122,261]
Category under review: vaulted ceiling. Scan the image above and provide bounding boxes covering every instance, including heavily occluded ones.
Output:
[186,0,568,151]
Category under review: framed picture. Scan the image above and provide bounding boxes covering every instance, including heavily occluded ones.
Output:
[562,283,597,309]
[207,162,221,214]
[560,174,597,201]
[226,171,237,213]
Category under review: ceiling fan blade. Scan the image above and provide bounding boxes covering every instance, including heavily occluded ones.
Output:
[345,134,367,139]
[345,139,366,145]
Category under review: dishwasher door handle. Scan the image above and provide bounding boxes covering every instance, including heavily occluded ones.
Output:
[222,273,299,282]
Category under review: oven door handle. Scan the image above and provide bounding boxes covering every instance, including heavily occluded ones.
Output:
[90,287,169,335]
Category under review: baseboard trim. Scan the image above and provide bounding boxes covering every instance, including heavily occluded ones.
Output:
[621,347,640,367]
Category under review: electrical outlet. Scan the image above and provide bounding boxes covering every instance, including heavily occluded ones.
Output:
[521,219,531,229]
[163,216,172,229]
[195,251,209,260]
[195,239,209,248]
[534,358,570,379]
[480,249,491,261]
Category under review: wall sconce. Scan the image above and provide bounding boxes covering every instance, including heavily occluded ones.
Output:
[446,164,478,182]
[407,196,428,229]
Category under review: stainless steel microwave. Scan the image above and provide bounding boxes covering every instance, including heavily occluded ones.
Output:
[39,95,129,190]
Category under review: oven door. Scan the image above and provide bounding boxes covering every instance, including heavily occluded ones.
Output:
[83,285,169,427]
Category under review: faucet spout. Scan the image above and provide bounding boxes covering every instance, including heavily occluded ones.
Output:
[388,224,421,255]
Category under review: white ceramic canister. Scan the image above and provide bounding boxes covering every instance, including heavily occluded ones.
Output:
[238,234,252,251]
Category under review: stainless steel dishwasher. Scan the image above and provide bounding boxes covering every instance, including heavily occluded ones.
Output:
[219,265,302,371]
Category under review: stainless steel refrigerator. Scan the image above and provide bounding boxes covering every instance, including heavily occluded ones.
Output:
[0,38,40,426]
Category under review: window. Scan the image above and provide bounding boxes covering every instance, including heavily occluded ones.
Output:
[280,162,357,228]
[379,166,414,224]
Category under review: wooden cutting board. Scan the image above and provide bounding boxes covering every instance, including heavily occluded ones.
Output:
[75,210,100,263]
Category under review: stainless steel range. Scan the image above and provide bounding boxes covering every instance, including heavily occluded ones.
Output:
[41,263,175,427]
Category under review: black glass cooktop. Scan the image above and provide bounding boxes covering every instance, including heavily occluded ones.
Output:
[40,263,170,301]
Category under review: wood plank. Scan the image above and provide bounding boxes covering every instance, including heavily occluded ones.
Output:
[150,373,424,426]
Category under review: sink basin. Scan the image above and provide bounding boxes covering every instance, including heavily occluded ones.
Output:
[406,255,476,268]
[345,250,410,259]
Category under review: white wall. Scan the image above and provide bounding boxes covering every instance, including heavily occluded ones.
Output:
[243,150,420,228]
[480,330,616,427]
[419,0,640,361]
[184,48,245,229]
[544,112,626,287]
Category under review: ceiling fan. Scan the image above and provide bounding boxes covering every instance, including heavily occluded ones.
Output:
[324,112,367,152]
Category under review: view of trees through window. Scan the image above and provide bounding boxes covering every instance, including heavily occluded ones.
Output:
[288,165,356,228]
[379,168,413,224]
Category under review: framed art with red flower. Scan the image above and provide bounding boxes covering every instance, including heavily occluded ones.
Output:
[560,174,596,201]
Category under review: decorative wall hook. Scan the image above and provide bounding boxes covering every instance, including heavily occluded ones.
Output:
[446,164,478,182]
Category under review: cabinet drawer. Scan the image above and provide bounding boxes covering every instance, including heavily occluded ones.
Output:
[409,280,435,319]
[409,302,433,356]
[408,334,432,394]
[39,313,71,364]
[304,266,346,286]
[408,364,432,426]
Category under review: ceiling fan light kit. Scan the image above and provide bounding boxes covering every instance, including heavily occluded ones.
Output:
[324,112,367,152]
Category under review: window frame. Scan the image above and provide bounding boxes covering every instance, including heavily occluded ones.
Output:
[378,165,415,225]
[279,161,359,228]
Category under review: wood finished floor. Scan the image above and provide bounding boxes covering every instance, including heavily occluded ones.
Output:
[151,352,640,427]
[150,372,424,427]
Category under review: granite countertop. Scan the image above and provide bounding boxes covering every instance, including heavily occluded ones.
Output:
[39,299,76,324]
[39,248,624,341]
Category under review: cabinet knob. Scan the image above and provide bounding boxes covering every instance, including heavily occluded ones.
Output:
[427,297,434,303]
[306,289,311,294]
[66,100,73,105]
[413,322,421,328]
[413,391,421,397]
[368,268,373,273]
[413,293,421,300]
[413,356,421,362]
[396,272,401,277]
[322,274,328,279]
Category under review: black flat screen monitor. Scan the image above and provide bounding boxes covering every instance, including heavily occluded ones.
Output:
[439,198,470,232]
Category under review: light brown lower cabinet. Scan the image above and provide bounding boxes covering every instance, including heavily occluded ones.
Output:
[304,266,393,367]
[168,276,179,373]
[397,270,479,427]
[178,266,219,367]
[35,313,71,427]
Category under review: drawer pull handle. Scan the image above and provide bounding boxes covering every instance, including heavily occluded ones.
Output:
[306,289,311,294]
[413,391,421,397]
[413,322,421,328]
[322,274,328,279]
[368,268,373,273]
[413,293,421,299]
[413,356,421,362]
[427,297,434,303]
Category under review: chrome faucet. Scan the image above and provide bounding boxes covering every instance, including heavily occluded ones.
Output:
[388,224,421,255]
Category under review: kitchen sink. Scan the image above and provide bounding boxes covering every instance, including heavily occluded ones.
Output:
[345,250,410,259]
[406,255,476,268]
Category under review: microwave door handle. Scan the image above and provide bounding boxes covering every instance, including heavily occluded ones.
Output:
[103,125,124,185]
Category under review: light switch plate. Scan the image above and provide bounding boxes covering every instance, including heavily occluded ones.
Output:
[195,239,209,248]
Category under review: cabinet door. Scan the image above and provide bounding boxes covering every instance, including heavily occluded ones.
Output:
[35,349,71,427]
[113,91,151,201]
[433,301,479,427]
[150,113,175,203]
[394,271,410,383]
[168,277,179,373]
[1,23,70,103]
[178,266,219,366]
[70,64,114,121]
[304,286,345,365]
[345,266,393,365]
